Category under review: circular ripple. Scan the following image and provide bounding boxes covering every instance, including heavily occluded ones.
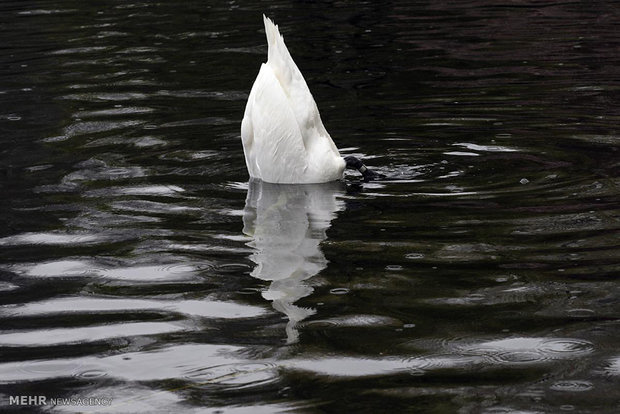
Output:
[404,353,480,372]
[0,233,102,247]
[460,337,594,365]
[550,380,593,392]
[540,338,594,356]
[185,362,278,389]
[305,314,402,329]
[75,369,107,379]
[16,360,85,381]
[493,351,545,364]
[566,308,595,318]
[98,264,200,281]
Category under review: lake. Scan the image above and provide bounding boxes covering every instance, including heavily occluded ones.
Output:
[0,0,619,412]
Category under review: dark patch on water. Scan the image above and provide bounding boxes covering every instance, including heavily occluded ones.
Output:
[0,0,619,412]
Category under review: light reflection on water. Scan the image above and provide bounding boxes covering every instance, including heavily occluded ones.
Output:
[243,180,345,343]
[0,0,619,412]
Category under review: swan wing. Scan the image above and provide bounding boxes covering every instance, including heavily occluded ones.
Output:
[242,63,308,183]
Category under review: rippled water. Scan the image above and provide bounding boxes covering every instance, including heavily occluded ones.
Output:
[1,1,619,412]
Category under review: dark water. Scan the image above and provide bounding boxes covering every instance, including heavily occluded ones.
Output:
[1,0,619,412]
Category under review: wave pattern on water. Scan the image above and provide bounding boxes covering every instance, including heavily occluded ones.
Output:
[0,0,618,412]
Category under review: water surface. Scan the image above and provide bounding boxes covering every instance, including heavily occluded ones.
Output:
[1,0,619,412]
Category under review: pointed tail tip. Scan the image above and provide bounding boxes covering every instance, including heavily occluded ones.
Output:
[263,14,275,31]
[263,14,279,36]
[262,14,280,46]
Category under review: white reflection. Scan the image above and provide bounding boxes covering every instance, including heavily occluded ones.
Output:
[243,180,345,344]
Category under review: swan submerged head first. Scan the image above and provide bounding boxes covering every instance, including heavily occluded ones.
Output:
[240,15,374,184]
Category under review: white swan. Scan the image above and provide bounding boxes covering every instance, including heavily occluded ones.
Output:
[241,16,372,184]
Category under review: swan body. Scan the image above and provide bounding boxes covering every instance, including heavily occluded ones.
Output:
[241,16,345,184]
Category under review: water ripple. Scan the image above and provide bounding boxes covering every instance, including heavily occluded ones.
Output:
[304,314,402,329]
[0,233,103,246]
[184,362,279,389]
[2,0,619,412]
[84,184,186,197]
[549,380,593,393]
[459,337,594,365]
[2,296,267,319]
[0,321,186,346]
[7,260,209,282]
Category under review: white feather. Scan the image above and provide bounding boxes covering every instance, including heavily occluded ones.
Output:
[241,15,345,184]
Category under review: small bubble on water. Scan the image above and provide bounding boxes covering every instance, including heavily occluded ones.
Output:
[520,178,529,185]
[330,288,350,295]
[7,116,21,121]
[385,265,403,271]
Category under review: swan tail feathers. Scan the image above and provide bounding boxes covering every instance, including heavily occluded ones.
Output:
[263,15,279,50]
[263,15,284,63]
[263,15,298,91]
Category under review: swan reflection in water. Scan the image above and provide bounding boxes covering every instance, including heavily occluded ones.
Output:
[243,180,346,344]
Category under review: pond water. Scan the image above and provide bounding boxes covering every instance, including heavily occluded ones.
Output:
[1,0,619,412]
